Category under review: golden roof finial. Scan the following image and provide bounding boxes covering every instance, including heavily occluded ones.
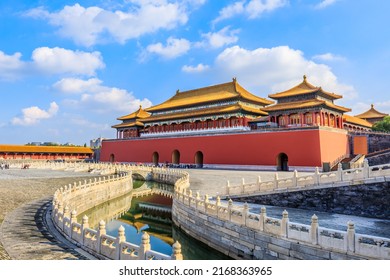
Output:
[139,104,142,109]
[303,74,307,81]
[371,104,374,109]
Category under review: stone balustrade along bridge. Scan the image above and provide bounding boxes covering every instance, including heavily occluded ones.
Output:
[21,161,390,259]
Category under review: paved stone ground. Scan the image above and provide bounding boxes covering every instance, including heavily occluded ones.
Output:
[0,169,98,260]
[186,168,310,196]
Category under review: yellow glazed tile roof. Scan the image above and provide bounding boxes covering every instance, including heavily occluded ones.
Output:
[343,115,373,128]
[117,105,151,120]
[0,145,93,154]
[112,121,145,128]
[142,103,268,122]
[146,80,273,112]
[263,98,351,112]
[354,104,388,119]
[268,75,342,100]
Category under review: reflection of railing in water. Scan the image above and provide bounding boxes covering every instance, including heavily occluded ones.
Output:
[52,168,183,260]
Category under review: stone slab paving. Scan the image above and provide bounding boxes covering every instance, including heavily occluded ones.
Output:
[0,168,98,260]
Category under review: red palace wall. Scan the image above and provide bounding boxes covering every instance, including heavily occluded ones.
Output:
[100,128,349,169]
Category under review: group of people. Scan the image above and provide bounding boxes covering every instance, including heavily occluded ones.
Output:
[0,162,10,169]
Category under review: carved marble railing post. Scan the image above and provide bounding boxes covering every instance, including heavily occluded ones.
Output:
[216,196,221,218]
[195,192,200,210]
[281,210,289,237]
[259,207,266,231]
[204,194,209,212]
[257,176,261,192]
[171,241,183,260]
[274,174,279,189]
[70,210,77,239]
[81,215,89,244]
[347,221,355,253]
[63,206,70,231]
[228,199,233,221]
[363,159,369,179]
[226,180,230,195]
[242,202,249,225]
[116,225,126,259]
[314,167,320,185]
[139,232,151,260]
[292,170,298,187]
[310,214,318,245]
[241,178,245,194]
[97,220,106,254]
[337,163,343,181]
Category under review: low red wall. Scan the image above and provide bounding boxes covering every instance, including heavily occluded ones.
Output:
[101,128,349,168]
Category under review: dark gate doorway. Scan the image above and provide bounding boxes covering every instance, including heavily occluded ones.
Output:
[277,153,288,171]
[109,154,115,163]
[152,152,159,166]
[194,151,203,168]
[172,150,180,164]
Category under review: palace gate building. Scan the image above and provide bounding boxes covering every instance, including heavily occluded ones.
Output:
[100,76,373,171]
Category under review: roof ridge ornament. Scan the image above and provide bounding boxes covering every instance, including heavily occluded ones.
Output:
[232,77,237,83]
[371,104,374,109]
[303,74,307,81]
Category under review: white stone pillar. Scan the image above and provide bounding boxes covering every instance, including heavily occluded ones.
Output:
[259,207,266,231]
[70,210,77,239]
[171,241,183,260]
[347,221,355,253]
[281,210,289,237]
[337,163,343,181]
[314,167,320,185]
[228,199,233,221]
[242,202,249,225]
[363,159,369,179]
[274,173,279,189]
[139,232,151,260]
[310,214,318,245]
[226,180,230,195]
[257,176,262,192]
[292,170,298,187]
[81,215,89,246]
[97,220,106,254]
[241,178,245,194]
[116,225,126,259]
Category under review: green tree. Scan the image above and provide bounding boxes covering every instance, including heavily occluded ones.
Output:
[372,116,390,132]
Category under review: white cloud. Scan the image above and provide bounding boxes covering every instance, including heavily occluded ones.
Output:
[215,45,357,100]
[32,47,105,76]
[0,47,104,80]
[182,63,210,73]
[146,37,191,59]
[312,52,346,62]
[12,102,59,126]
[214,0,288,23]
[315,0,338,9]
[26,2,189,47]
[56,78,152,113]
[53,78,102,94]
[198,26,240,49]
[0,51,25,80]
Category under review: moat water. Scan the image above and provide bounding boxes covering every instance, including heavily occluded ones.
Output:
[78,180,231,260]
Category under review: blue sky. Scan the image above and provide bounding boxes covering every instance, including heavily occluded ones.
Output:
[1,0,389,145]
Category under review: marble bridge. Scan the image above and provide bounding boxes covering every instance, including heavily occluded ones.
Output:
[25,161,390,260]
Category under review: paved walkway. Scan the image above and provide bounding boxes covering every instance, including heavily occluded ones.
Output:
[0,169,98,260]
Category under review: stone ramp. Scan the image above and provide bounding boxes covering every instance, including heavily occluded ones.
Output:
[0,197,95,260]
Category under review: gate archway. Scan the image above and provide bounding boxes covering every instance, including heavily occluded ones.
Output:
[172,150,180,164]
[194,151,203,168]
[277,153,288,171]
[152,152,159,166]
[109,154,115,163]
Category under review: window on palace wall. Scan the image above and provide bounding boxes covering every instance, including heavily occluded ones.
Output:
[305,114,312,124]
[290,114,300,125]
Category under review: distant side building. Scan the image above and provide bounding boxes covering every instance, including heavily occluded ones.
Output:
[0,145,93,160]
[90,137,106,149]
[354,104,389,124]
